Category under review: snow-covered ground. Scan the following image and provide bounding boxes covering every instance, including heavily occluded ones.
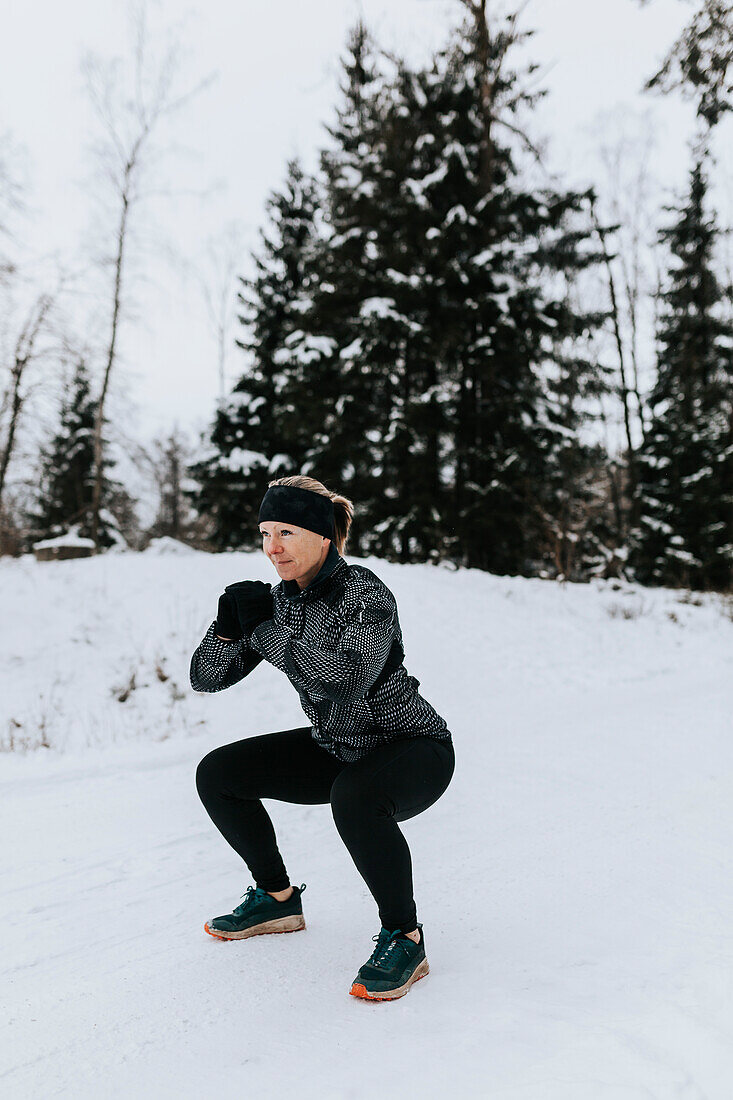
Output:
[2,541,732,1098]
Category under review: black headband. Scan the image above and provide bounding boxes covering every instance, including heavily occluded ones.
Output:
[258,484,336,541]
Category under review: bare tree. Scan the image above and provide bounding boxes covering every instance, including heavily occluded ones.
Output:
[0,129,27,283]
[123,423,200,544]
[196,221,249,404]
[596,114,659,441]
[82,0,213,551]
[582,110,662,529]
[0,292,55,517]
[589,194,638,486]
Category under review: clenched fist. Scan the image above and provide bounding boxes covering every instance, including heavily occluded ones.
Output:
[215,591,241,641]
[224,580,275,636]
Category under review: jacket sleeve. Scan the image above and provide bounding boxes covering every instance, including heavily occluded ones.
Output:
[189,620,264,693]
[248,581,397,706]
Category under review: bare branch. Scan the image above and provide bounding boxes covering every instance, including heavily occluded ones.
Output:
[81,0,213,550]
[493,116,547,165]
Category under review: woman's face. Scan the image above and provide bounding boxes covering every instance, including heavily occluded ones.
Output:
[258,520,328,586]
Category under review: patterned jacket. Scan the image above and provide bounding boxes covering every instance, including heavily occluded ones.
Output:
[189,542,452,763]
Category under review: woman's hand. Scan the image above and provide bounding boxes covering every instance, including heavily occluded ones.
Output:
[215,592,242,641]
[224,580,274,635]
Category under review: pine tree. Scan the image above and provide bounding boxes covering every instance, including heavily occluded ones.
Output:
[30,358,120,548]
[644,0,732,129]
[305,10,609,569]
[185,159,323,550]
[304,21,400,554]
[629,152,733,590]
[351,7,608,572]
[186,10,611,576]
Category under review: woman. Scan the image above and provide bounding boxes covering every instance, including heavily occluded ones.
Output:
[191,475,455,1001]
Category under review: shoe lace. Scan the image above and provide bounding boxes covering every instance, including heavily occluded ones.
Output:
[366,928,392,966]
[371,929,415,970]
[231,882,303,917]
[232,885,266,916]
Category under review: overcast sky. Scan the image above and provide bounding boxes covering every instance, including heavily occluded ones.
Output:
[2,0,731,457]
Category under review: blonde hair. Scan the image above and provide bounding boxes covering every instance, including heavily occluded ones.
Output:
[266,475,354,555]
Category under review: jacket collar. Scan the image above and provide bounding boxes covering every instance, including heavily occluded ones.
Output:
[281,541,346,600]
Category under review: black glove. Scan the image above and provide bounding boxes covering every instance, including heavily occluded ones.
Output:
[224,580,274,635]
[215,592,242,641]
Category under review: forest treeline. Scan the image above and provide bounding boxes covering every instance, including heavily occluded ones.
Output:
[1,1,731,590]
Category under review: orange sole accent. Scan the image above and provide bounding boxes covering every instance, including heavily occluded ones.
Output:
[349,970,428,1001]
[203,921,305,940]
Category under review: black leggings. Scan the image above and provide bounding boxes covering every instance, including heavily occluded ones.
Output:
[195,727,455,934]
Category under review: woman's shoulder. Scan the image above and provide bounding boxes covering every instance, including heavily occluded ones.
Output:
[341,560,387,586]
[339,561,397,605]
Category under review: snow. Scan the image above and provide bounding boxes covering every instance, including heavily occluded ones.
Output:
[225,392,264,412]
[471,246,497,267]
[358,297,423,334]
[359,297,397,318]
[384,268,422,289]
[1,549,732,1097]
[444,204,470,226]
[218,448,268,475]
[338,165,363,188]
[339,338,363,359]
[404,162,449,203]
[273,333,337,365]
[32,523,95,551]
[143,536,201,556]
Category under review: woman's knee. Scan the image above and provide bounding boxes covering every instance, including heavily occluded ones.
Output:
[197,736,276,804]
[196,741,254,801]
[195,745,228,799]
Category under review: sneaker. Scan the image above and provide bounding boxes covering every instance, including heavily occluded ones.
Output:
[349,923,429,1000]
[204,883,307,940]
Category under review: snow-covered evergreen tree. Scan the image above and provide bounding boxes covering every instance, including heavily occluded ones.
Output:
[304,21,401,554]
[185,159,323,551]
[187,9,611,575]
[629,152,732,590]
[351,7,609,572]
[29,358,120,549]
[307,10,609,570]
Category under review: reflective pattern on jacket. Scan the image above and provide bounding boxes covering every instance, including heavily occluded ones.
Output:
[189,543,452,763]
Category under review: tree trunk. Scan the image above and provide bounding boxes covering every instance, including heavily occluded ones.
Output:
[91,186,130,549]
[0,295,52,513]
[590,198,639,529]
